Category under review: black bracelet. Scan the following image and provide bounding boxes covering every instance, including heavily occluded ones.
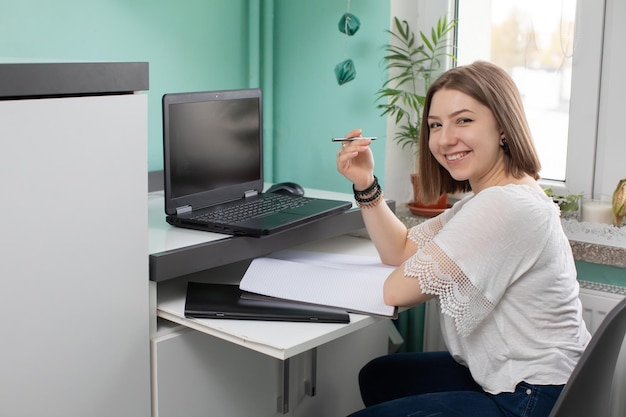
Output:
[355,187,384,209]
[354,187,382,203]
[353,175,378,197]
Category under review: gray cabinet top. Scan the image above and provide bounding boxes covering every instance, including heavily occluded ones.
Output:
[0,62,148,98]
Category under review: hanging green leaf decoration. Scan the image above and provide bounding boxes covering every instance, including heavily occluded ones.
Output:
[338,13,360,36]
[335,58,356,85]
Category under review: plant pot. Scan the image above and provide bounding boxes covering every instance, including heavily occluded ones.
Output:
[407,173,450,217]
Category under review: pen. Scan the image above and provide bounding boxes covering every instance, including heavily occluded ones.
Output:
[331,137,377,142]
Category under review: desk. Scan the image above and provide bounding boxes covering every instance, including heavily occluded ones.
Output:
[148,191,391,416]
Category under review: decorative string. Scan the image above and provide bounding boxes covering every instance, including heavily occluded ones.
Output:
[334,0,359,85]
[343,0,351,59]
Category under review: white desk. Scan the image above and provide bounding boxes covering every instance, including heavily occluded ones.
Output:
[148,191,391,416]
[148,189,371,282]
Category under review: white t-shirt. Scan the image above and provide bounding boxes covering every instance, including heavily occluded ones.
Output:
[404,184,591,394]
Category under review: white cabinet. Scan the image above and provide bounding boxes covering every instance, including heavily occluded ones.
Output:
[152,319,388,417]
[0,63,150,417]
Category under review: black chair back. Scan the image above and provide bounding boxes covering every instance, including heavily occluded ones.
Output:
[549,297,626,417]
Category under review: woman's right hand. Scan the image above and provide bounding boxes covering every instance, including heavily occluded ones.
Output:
[335,128,376,190]
[336,129,412,266]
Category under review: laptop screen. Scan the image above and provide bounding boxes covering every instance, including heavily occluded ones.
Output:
[163,89,264,214]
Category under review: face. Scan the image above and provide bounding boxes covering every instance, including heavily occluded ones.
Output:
[427,88,505,193]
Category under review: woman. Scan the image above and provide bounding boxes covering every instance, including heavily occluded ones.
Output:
[336,61,590,417]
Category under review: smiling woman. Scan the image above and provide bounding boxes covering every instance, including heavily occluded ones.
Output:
[336,61,590,417]
[417,61,542,203]
[426,91,504,192]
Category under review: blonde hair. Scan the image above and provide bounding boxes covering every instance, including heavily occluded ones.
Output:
[417,61,541,203]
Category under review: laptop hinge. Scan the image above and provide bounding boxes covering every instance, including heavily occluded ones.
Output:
[244,190,258,198]
[175,205,192,215]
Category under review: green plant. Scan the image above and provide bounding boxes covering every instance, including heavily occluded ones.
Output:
[543,186,583,213]
[376,16,457,153]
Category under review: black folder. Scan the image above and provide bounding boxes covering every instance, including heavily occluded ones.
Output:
[184,282,350,323]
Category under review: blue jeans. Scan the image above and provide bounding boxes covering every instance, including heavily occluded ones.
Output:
[348,352,563,417]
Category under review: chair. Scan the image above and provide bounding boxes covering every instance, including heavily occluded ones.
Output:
[549,297,626,417]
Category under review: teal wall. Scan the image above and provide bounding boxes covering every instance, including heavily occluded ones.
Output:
[1,0,389,193]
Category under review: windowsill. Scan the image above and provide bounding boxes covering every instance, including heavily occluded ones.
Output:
[394,205,626,269]
[561,219,626,268]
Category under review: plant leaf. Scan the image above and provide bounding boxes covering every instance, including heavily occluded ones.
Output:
[376,16,458,153]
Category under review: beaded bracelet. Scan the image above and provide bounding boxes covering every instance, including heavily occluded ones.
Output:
[353,176,384,209]
[353,175,379,197]
[356,192,383,209]
[355,187,381,203]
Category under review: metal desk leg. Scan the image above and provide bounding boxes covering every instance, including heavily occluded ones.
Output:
[304,348,317,397]
[277,358,290,414]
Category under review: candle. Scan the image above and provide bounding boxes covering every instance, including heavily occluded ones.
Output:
[581,200,614,224]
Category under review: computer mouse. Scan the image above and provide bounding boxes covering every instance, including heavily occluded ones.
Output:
[267,181,305,197]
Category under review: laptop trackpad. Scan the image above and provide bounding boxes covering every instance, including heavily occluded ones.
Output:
[247,212,301,227]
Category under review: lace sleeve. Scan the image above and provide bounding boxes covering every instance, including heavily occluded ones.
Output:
[404,242,495,337]
[407,217,444,250]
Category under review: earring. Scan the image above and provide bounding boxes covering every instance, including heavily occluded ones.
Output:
[501,137,510,154]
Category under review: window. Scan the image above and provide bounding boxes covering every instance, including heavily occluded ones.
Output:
[455,0,604,196]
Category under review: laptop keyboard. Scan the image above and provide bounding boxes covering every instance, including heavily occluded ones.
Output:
[191,194,310,224]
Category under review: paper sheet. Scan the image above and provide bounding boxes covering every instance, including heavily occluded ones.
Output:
[239,250,397,317]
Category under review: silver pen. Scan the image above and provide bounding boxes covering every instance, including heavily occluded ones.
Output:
[331,137,377,142]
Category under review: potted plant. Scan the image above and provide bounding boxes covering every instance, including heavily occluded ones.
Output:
[376,16,456,215]
[543,186,583,220]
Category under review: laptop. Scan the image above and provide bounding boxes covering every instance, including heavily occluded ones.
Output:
[184,282,350,323]
[162,88,352,237]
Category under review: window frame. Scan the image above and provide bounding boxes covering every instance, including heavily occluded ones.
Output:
[560,0,605,198]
